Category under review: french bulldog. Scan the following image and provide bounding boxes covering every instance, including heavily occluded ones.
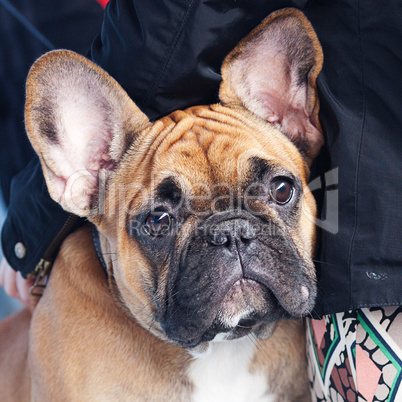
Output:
[0,8,323,401]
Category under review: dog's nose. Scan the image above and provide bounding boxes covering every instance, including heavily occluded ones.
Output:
[207,219,257,246]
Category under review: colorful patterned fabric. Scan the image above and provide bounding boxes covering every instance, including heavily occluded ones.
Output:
[307,307,402,401]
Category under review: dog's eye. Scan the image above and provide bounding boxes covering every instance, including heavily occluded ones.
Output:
[269,178,293,204]
[144,210,172,236]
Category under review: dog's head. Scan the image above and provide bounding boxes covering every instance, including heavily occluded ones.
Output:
[25,9,323,350]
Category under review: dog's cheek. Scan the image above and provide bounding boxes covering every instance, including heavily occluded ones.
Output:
[299,185,318,258]
[114,237,159,320]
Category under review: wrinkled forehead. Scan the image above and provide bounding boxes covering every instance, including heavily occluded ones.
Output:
[123,104,308,199]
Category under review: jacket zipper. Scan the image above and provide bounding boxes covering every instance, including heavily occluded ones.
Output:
[29,213,78,296]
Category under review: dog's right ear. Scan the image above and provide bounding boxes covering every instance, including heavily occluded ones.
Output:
[219,9,323,164]
[25,50,150,217]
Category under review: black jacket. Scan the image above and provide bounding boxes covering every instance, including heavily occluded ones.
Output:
[1,0,401,316]
[0,0,104,204]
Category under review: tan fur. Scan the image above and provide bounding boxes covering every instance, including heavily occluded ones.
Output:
[0,309,31,400]
[0,9,323,401]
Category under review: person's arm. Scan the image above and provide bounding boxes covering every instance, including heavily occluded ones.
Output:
[0,0,105,303]
[0,259,34,308]
[0,158,79,306]
[1,158,79,277]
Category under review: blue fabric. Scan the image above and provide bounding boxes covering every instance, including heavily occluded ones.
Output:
[0,0,55,50]
[0,0,104,204]
[0,189,22,319]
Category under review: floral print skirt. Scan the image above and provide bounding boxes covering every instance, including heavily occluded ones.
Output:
[307,307,402,401]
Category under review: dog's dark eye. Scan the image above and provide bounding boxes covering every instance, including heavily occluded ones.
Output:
[144,210,172,236]
[269,178,293,204]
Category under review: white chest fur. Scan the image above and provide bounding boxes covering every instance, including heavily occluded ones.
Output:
[187,337,274,402]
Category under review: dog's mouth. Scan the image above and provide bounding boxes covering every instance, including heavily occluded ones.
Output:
[161,277,295,349]
[160,277,315,349]
[160,262,315,349]
[216,279,278,327]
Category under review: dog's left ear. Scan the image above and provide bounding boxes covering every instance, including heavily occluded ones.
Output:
[25,50,151,216]
[219,8,323,163]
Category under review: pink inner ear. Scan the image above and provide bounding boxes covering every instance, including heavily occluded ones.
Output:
[243,46,312,127]
[259,92,287,124]
[259,83,311,136]
[99,153,117,170]
[258,87,322,153]
[235,48,321,156]
[236,49,322,157]
[220,11,323,159]
[41,84,119,214]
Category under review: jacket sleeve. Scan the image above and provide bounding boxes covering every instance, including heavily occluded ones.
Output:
[1,158,80,277]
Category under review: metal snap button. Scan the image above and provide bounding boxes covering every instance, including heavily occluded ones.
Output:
[14,242,26,259]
